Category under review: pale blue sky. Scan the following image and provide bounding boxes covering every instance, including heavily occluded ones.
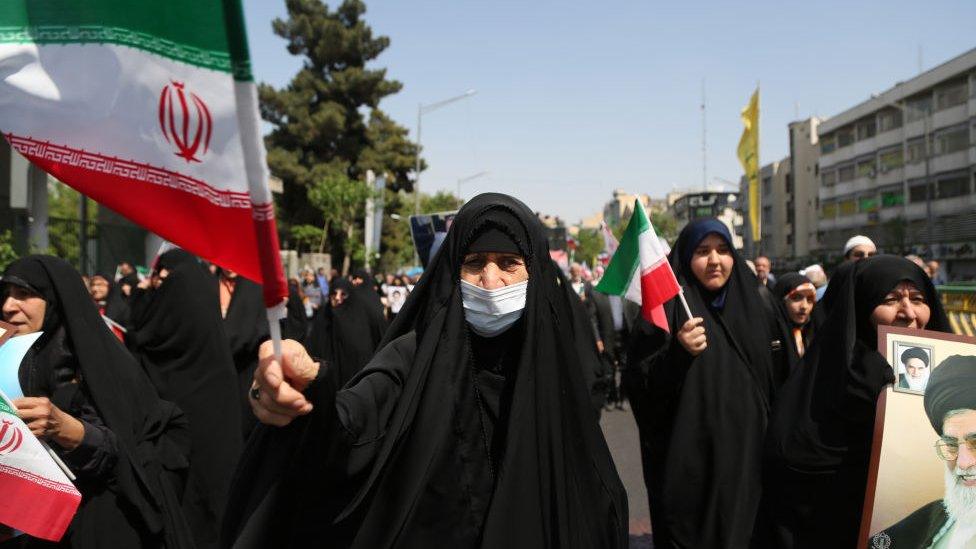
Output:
[242,1,975,223]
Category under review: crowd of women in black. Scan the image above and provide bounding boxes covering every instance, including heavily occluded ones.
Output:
[0,192,951,548]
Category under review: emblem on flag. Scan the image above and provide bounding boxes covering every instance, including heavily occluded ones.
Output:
[0,419,24,456]
[158,80,213,163]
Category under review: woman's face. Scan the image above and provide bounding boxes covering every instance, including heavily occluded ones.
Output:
[460,252,528,289]
[784,289,815,326]
[689,234,733,292]
[870,281,931,330]
[2,286,46,335]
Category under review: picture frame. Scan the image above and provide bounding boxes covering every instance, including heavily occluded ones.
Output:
[858,325,976,548]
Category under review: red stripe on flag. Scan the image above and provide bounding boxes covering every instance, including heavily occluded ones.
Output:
[639,259,681,332]
[19,149,275,294]
[0,465,80,542]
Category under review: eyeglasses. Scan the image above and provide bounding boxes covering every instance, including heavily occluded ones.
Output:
[934,435,976,461]
[851,250,876,259]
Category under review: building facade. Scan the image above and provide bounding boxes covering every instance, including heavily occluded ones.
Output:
[789,117,822,258]
[816,48,976,277]
[603,188,651,228]
[670,191,744,249]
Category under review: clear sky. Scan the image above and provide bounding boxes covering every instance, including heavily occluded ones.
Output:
[242,1,975,224]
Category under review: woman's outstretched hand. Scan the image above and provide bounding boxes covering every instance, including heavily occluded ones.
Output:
[251,339,319,427]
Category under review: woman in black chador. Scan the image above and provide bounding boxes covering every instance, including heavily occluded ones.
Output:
[760,255,950,548]
[127,249,242,549]
[625,218,777,549]
[767,272,823,382]
[223,193,628,548]
[0,256,193,548]
[305,278,383,387]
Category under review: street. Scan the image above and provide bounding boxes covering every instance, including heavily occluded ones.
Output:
[600,403,653,548]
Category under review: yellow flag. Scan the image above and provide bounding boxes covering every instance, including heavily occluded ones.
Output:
[737,88,760,242]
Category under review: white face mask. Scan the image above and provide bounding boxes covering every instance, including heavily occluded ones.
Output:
[460,279,528,337]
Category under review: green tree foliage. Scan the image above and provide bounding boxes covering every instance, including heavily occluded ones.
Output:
[301,172,377,273]
[261,0,421,236]
[47,180,97,268]
[0,230,18,272]
[573,229,603,267]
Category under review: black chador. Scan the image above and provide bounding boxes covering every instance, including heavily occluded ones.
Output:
[127,249,242,549]
[2,256,194,548]
[305,278,383,387]
[761,255,950,548]
[625,218,777,549]
[223,193,628,549]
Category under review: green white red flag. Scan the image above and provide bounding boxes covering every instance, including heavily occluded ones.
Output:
[596,200,680,332]
[0,388,81,541]
[0,0,286,307]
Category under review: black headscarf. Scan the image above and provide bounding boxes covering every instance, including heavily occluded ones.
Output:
[924,355,976,435]
[127,249,242,548]
[90,273,130,328]
[224,193,627,548]
[625,217,776,549]
[769,272,823,376]
[306,278,383,387]
[2,256,194,548]
[761,255,950,548]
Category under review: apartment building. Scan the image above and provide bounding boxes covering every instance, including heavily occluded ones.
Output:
[670,191,744,250]
[817,48,976,277]
[789,117,822,258]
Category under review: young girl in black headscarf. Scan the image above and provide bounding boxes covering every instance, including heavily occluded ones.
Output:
[761,255,950,548]
[1,256,193,548]
[768,272,823,382]
[625,218,777,549]
[223,193,628,549]
[127,249,242,549]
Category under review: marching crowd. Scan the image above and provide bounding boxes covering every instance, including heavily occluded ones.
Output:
[1,193,974,548]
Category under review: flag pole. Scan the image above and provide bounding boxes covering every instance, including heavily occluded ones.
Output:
[266,302,287,361]
[677,288,694,321]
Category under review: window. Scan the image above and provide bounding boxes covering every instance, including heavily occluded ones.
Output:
[935,79,968,111]
[820,135,836,154]
[937,174,970,199]
[838,199,857,216]
[907,137,928,164]
[821,202,837,219]
[878,108,903,133]
[935,124,969,156]
[785,174,793,195]
[837,163,856,182]
[859,195,879,212]
[906,95,932,122]
[909,180,931,203]
[879,147,904,172]
[881,189,904,208]
[856,118,877,140]
[762,176,772,195]
[837,127,855,148]
[821,169,837,186]
[856,157,876,178]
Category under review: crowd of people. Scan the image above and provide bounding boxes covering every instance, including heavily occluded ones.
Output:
[1,193,973,548]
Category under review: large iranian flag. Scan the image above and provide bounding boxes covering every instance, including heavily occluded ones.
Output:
[0,1,286,306]
[596,200,681,332]
[0,388,81,541]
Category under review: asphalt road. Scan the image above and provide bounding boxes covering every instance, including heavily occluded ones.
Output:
[599,402,654,549]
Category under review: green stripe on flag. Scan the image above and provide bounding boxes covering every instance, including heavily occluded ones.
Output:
[0,394,14,416]
[0,1,252,79]
[595,201,650,295]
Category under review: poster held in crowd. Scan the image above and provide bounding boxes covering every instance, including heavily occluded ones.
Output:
[409,211,457,267]
[859,326,976,548]
[385,286,408,314]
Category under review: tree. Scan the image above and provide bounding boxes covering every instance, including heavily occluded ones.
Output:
[47,180,98,268]
[261,0,422,267]
[573,229,603,267]
[0,230,18,272]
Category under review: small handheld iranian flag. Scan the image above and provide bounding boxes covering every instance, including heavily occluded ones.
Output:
[0,389,81,541]
[595,200,686,332]
[0,0,286,309]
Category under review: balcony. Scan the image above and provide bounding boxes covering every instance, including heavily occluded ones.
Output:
[932,103,969,131]
[931,150,971,173]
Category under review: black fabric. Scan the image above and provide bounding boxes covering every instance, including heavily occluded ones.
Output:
[127,249,242,549]
[1,256,194,549]
[91,274,130,328]
[761,255,950,548]
[900,346,930,367]
[625,217,777,549]
[224,193,628,549]
[216,273,270,439]
[873,500,948,549]
[768,273,823,380]
[465,226,523,256]
[306,278,384,387]
[280,280,308,342]
[924,355,976,436]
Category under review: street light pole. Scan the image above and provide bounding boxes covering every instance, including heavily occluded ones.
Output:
[456,171,489,201]
[413,89,477,217]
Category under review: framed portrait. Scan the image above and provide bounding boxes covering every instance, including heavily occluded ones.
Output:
[858,326,976,548]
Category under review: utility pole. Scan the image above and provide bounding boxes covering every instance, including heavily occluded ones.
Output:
[701,78,707,191]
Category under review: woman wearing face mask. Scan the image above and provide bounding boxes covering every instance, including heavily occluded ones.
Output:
[222,193,627,548]
[761,255,950,548]
[768,273,823,381]
[625,218,777,549]
[0,256,194,548]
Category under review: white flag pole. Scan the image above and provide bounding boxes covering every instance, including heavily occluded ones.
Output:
[266,302,287,361]
[677,288,694,321]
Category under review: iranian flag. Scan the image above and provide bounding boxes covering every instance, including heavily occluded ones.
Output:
[0,1,286,307]
[0,388,81,541]
[596,200,681,332]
